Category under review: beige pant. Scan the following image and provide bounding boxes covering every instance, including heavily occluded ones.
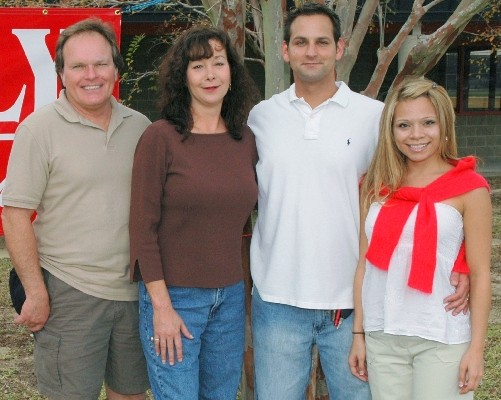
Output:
[365,331,472,400]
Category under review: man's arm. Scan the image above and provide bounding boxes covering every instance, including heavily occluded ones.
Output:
[2,206,49,331]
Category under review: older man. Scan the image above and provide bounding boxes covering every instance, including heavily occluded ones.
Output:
[2,18,150,400]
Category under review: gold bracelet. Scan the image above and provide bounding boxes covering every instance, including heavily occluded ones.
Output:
[352,331,365,335]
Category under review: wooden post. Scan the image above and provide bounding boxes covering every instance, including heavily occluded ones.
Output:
[240,214,254,400]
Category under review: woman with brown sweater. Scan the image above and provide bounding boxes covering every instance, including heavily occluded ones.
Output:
[129,26,259,400]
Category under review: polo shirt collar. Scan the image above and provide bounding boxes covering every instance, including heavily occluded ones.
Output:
[287,81,350,108]
[54,89,133,130]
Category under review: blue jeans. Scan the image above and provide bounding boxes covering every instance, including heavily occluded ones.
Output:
[252,288,371,400]
[138,280,245,400]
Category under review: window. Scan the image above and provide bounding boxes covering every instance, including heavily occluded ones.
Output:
[445,52,458,108]
[445,48,500,114]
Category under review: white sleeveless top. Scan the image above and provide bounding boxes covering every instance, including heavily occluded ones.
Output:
[362,202,471,344]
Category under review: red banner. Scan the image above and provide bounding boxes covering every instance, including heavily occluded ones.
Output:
[0,8,121,235]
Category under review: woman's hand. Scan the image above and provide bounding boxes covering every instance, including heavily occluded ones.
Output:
[458,346,484,394]
[152,305,193,366]
[145,280,193,366]
[348,334,368,382]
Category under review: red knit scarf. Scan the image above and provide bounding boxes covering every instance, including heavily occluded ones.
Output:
[365,157,489,293]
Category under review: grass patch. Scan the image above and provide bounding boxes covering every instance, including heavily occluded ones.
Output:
[0,259,43,399]
[474,324,501,400]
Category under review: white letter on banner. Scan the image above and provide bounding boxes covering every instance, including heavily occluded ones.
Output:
[13,29,57,111]
[0,29,56,123]
[0,29,57,205]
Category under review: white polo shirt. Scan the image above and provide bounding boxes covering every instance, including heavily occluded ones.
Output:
[248,82,384,309]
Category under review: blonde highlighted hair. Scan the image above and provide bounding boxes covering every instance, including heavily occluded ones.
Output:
[361,77,459,210]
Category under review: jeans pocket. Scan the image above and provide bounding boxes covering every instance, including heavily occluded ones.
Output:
[34,330,62,389]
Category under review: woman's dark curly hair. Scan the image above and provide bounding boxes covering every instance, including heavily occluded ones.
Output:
[157,26,260,140]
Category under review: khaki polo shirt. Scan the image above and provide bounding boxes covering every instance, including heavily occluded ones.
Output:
[3,91,151,301]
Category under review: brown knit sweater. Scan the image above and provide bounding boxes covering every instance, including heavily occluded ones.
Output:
[129,119,258,288]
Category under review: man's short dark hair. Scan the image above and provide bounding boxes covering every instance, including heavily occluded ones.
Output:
[284,2,341,44]
[55,18,124,76]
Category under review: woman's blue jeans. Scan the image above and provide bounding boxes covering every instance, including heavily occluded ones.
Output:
[138,280,245,400]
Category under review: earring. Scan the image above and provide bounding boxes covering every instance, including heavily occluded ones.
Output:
[229,83,232,91]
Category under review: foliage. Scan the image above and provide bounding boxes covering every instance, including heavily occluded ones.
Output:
[463,0,501,50]
[121,33,148,105]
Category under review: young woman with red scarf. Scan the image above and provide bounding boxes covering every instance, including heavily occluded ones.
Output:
[349,77,492,400]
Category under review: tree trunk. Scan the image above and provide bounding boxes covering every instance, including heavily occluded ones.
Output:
[336,0,379,84]
[262,0,288,98]
[201,0,246,59]
[362,0,427,99]
[390,0,491,94]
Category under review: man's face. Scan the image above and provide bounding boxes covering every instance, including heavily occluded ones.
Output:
[282,14,344,85]
[60,31,118,116]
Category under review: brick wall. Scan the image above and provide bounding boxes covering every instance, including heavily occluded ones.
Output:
[456,115,501,173]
